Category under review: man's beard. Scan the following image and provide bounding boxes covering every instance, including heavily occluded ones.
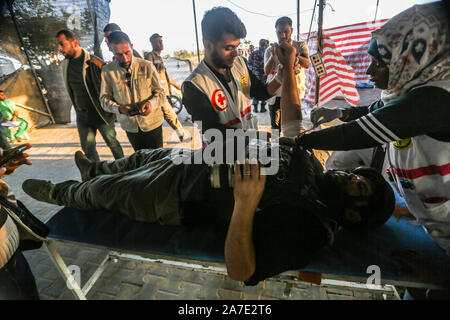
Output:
[319,171,350,206]
[211,48,231,69]
[63,49,77,59]
[119,61,130,68]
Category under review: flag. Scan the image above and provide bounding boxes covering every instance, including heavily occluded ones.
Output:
[301,19,388,106]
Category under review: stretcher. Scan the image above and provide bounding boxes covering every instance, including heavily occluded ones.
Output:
[43,192,450,300]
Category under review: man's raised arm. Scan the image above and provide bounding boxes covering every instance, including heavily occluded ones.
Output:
[276,42,302,137]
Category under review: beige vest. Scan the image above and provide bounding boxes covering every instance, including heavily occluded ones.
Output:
[185,57,258,130]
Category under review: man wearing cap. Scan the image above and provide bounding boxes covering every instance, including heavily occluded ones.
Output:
[144,33,185,142]
[103,23,144,61]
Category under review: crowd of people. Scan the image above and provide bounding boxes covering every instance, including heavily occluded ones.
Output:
[0,1,449,300]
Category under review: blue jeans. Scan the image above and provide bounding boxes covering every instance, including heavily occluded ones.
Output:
[77,121,124,161]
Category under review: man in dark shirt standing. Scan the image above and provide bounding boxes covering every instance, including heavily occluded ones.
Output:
[182,7,282,136]
[247,39,269,113]
[56,29,124,161]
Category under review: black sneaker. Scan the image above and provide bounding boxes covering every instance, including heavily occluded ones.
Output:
[74,151,94,181]
[22,179,58,205]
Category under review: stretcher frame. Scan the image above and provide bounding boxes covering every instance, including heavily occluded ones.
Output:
[43,236,414,301]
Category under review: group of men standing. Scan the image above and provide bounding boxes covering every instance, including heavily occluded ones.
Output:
[57,23,185,161]
[58,10,311,160]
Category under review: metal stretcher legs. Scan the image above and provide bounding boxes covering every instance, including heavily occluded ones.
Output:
[43,240,111,300]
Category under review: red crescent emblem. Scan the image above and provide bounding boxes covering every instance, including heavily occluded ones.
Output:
[211,89,227,111]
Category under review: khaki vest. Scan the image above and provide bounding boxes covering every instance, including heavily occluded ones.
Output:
[185,57,258,130]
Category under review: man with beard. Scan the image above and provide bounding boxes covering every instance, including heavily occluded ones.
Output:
[56,30,124,161]
[100,31,165,151]
[182,7,282,136]
[264,16,309,131]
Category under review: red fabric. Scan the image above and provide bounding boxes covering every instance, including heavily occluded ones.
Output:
[393,163,450,180]
[301,19,388,106]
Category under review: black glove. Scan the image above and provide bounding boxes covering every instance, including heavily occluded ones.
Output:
[310,107,344,126]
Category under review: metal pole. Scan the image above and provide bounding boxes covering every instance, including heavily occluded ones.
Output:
[192,0,201,63]
[374,0,380,21]
[297,0,300,40]
[314,0,325,105]
[6,1,56,124]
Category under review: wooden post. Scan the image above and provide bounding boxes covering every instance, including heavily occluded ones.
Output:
[314,0,325,105]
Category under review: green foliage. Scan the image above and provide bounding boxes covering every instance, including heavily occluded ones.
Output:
[173,49,190,58]
[173,49,204,59]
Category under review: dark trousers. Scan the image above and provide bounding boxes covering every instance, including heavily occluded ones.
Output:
[126,124,163,151]
[77,120,124,161]
[269,97,281,130]
[252,99,267,112]
[0,250,39,300]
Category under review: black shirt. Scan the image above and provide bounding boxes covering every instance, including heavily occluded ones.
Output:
[67,51,104,125]
[182,60,272,135]
[180,144,330,285]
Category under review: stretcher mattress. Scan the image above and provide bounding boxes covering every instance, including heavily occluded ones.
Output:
[46,192,450,286]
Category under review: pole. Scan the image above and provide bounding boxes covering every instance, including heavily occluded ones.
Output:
[192,0,201,63]
[14,102,52,117]
[6,1,56,124]
[314,0,325,105]
[296,0,300,40]
[374,0,380,21]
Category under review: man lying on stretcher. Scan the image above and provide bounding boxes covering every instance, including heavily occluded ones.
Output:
[22,41,395,285]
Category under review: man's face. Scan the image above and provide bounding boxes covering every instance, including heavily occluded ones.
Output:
[326,170,373,198]
[276,23,293,44]
[152,37,164,51]
[366,57,389,89]
[56,35,78,59]
[208,32,240,69]
[111,41,133,69]
[0,92,5,101]
[324,170,375,225]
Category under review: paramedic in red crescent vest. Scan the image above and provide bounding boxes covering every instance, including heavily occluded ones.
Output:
[182,7,282,136]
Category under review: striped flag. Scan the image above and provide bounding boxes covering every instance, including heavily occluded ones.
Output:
[301,19,388,106]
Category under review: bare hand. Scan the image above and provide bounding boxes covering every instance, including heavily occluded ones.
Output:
[233,159,266,209]
[276,42,296,69]
[0,143,32,177]
[140,101,152,116]
[119,105,131,116]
